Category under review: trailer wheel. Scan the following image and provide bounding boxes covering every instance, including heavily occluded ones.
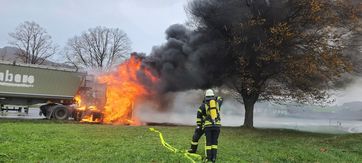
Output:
[40,104,57,119]
[52,105,69,120]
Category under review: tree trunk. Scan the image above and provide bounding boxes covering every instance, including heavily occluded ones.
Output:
[243,100,255,128]
[241,89,259,128]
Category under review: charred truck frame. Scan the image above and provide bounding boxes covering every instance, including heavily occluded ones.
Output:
[0,61,103,121]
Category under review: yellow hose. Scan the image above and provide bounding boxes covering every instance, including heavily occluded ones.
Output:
[149,128,202,163]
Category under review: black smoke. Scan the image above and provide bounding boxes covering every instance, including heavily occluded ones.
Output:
[135,0,361,95]
[137,0,278,93]
[142,24,233,93]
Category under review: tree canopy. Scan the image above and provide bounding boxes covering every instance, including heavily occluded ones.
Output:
[8,21,57,65]
[65,26,131,71]
[187,0,362,128]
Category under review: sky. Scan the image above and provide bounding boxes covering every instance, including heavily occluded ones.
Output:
[0,0,188,54]
[0,0,360,104]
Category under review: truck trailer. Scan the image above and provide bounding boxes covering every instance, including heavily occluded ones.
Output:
[0,61,93,120]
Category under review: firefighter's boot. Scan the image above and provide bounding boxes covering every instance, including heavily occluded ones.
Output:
[187,143,198,153]
[205,147,212,162]
[211,149,217,163]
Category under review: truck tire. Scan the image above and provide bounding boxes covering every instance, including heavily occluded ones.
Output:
[52,105,69,120]
[40,104,57,119]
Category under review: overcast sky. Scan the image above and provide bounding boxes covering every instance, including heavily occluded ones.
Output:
[0,0,360,104]
[0,0,188,54]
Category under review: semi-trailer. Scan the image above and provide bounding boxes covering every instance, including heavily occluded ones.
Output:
[0,61,95,120]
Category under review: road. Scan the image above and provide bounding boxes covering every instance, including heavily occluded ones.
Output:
[2,108,362,133]
[0,108,43,119]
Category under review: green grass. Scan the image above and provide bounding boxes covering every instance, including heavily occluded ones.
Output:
[0,119,361,163]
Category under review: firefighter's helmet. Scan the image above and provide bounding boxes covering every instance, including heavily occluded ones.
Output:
[205,89,215,97]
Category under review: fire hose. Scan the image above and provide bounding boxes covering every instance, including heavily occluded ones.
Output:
[149,128,203,163]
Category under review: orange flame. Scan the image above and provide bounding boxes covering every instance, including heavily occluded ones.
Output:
[97,55,157,125]
[74,95,82,107]
[73,55,157,124]
[80,106,102,123]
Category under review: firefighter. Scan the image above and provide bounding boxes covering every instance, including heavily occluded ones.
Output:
[203,89,222,162]
[188,93,223,153]
[188,89,222,163]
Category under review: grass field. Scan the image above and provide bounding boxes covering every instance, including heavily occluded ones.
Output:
[0,119,361,163]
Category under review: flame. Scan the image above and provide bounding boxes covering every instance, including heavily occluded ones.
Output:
[74,95,87,111]
[73,55,157,125]
[74,95,82,106]
[97,55,157,125]
[80,106,102,123]
[74,94,101,122]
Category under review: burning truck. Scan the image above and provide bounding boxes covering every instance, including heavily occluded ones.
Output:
[0,55,157,125]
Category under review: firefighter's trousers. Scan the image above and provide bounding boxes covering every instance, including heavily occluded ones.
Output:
[205,126,220,162]
[189,126,204,153]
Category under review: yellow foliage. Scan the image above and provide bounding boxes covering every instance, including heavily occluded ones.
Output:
[269,22,294,46]
[310,0,322,13]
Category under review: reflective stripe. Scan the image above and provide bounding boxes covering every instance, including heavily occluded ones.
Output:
[205,146,212,150]
[204,121,221,125]
[196,118,202,122]
[198,109,202,113]
[211,145,217,149]
[191,141,198,145]
[204,121,221,126]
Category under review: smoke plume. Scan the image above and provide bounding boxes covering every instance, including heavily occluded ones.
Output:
[140,0,273,93]
[135,0,361,96]
[142,24,231,93]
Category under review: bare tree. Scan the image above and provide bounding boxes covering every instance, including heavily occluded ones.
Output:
[65,26,131,71]
[8,21,57,65]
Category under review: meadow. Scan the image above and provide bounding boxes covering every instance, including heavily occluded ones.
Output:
[0,119,361,162]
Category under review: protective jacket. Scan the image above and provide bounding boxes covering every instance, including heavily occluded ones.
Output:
[197,96,222,127]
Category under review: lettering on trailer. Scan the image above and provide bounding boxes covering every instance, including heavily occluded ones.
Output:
[0,70,35,88]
